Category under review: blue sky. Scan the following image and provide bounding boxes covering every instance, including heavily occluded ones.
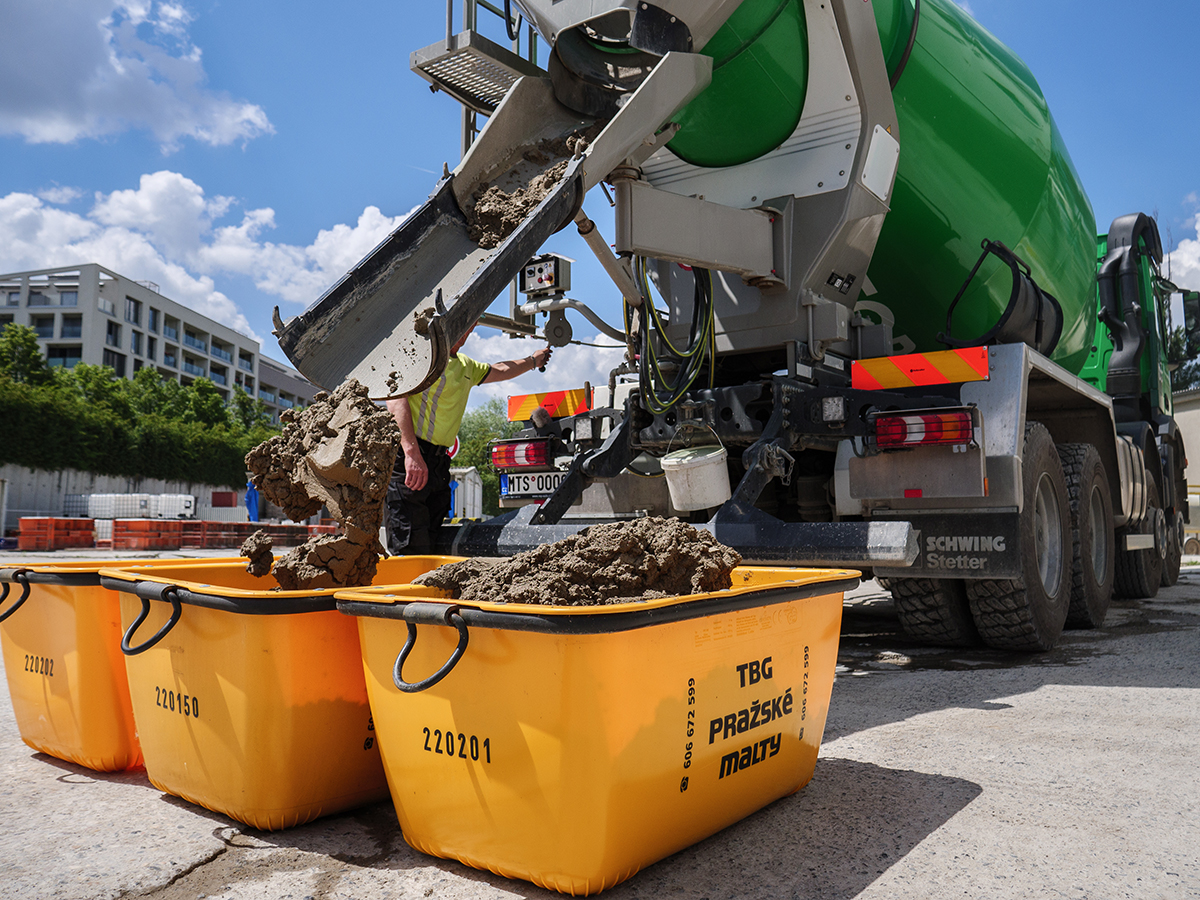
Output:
[2,0,1198,407]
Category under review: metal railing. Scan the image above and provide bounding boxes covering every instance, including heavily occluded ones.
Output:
[447,0,540,154]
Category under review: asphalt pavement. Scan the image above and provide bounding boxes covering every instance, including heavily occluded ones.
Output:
[0,554,1197,899]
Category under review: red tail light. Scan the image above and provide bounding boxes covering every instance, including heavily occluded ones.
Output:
[490,439,553,470]
[874,412,974,449]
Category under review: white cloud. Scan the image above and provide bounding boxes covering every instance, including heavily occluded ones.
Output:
[0,170,416,341]
[1166,214,1200,293]
[462,329,627,410]
[37,185,86,205]
[92,170,233,257]
[199,205,412,304]
[0,0,272,150]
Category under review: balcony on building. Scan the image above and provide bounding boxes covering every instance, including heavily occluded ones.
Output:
[183,329,208,353]
[47,346,82,368]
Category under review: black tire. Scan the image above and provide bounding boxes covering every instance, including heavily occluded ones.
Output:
[889,578,981,647]
[1114,475,1163,599]
[1161,509,1183,587]
[966,422,1071,651]
[1057,443,1115,629]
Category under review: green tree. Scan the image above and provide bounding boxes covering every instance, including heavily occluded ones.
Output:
[126,365,188,418]
[456,398,522,515]
[0,324,50,384]
[181,377,231,428]
[229,384,273,432]
[54,362,134,418]
[1168,326,1200,393]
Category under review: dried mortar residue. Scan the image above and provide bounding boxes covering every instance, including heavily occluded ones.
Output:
[240,530,274,578]
[414,517,742,606]
[245,379,402,590]
[465,125,603,249]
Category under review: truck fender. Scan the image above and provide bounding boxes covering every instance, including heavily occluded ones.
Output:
[1150,414,1187,518]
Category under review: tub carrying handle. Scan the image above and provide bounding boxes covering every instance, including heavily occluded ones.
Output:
[0,570,31,623]
[121,584,183,656]
[393,603,469,693]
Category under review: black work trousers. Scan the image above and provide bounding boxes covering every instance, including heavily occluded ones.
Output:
[384,438,453,555]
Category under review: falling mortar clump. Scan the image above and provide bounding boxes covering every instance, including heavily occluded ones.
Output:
[241,530,274,578]
[244,379,402,590]
[465,124,604,249]
[414,517,742,606]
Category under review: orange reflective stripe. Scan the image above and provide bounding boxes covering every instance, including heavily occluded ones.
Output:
[851,347,989,390]
[508,388,591,421]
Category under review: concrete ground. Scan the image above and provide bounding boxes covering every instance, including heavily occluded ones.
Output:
[1,553,1197,899]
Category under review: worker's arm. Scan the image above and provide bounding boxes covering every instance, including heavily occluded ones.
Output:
[482,346,552,383]
[386,397,428,491]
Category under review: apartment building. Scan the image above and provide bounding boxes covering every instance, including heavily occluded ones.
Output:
[0,263,317,422]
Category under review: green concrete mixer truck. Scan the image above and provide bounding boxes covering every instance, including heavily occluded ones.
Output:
[273,0,1200,651]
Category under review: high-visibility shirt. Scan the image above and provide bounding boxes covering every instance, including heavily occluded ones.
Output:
[407,353,491,447]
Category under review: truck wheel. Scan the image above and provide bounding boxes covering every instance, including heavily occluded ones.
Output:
[966,422,1070,651]
[1057,443,1114,629]
[889,578,980,646]
[1114,475,1163,599]
[1161,509,1183,587]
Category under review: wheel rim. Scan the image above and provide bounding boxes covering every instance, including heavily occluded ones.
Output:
[1088,484,1108,583]
[1154,508,1168,560]
[1033,472,1064,592]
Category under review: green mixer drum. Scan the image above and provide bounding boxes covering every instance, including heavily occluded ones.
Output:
[667,0,809,168]
[866,0,1098,374]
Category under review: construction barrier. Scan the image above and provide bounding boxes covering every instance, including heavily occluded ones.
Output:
[17,518,95,551]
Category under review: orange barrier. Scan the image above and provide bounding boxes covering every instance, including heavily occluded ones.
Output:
[18,518,95,551]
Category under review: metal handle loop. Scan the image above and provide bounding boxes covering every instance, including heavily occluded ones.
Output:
[0,571,31,624]
[665,421,725,456]
[121,585,183,656]
[392,608,469,693]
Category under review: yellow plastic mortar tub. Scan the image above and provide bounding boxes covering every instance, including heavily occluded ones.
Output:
[97,555,461,830]
[0,559,240,772]
[335,565,859,895]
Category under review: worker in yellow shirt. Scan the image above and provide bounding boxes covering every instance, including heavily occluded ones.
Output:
[384,325,552,554]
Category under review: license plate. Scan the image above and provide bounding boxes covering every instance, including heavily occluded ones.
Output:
[501,471,566,497]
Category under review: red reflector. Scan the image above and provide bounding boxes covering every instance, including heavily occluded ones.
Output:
[490,440,552,469]
[904,488,923,498]
[874,412,974,449]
